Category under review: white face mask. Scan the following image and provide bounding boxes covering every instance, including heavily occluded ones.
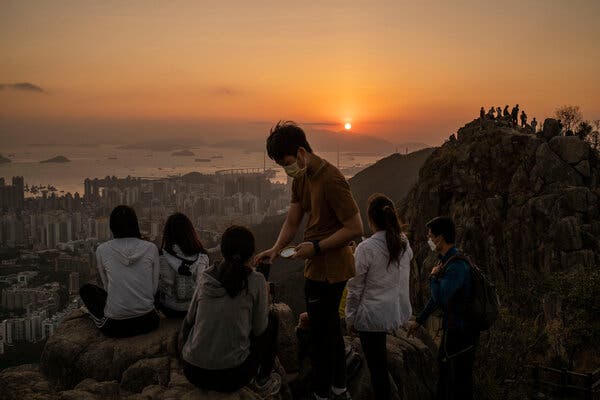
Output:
[283,152,306,178]
[427,238,437,252]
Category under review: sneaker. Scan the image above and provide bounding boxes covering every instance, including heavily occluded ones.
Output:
[249,372,282,397]
[330,389,352,400]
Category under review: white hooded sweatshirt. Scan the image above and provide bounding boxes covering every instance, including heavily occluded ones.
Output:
[345,231,413,332]
[95,238,160,319]
[158,244,209,312]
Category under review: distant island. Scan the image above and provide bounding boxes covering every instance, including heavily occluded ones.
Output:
[40,156,70,163]
[0,154,10,164]
[172,150,194,157]
[195,158,211,162]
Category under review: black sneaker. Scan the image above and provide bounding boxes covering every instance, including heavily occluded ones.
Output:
[248,372,282,397]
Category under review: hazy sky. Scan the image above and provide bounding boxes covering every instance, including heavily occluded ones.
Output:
[1,0,599,145]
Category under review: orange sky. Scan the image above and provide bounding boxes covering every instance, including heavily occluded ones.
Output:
[1,0,599,144]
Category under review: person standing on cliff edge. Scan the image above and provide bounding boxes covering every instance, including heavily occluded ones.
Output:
[407,216,479,400]
[254,121,364,400]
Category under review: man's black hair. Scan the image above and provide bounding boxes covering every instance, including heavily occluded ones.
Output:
[426,216,456,244]
[109,205,142,239]
[266,120,313,162]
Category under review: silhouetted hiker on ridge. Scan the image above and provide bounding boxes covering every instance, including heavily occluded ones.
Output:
[496,106,502,119]
[531,117,538,132]
[503,105,510,119]
[520,110,528,128]
[480,107,485,119]
[255,121,363,400]
[511,104,519,125]
[487,107,495,119]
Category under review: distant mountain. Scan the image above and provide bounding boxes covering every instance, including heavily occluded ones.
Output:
[0,154,10,164]
[172,149,194,157]
[349,148,436,227]
[40,156,70,163]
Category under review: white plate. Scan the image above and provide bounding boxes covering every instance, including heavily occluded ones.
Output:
[279,247,296,258]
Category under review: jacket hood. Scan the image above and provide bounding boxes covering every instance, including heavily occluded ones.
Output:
[198,265,227,298]
[163,244,204,273]
[107,238,152,266]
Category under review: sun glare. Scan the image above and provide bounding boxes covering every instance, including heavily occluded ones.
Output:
[344,122,352,130]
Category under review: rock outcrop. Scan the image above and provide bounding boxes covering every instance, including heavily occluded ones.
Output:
[400,118,600,311]
[1,302,437,400]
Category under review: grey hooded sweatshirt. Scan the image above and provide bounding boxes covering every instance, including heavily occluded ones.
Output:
[182,264,269,370]
[95,238,160,319]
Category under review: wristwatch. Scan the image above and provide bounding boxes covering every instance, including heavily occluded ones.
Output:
[311,240,321,255]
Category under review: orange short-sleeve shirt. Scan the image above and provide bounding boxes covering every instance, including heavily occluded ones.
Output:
[291,157,359,282]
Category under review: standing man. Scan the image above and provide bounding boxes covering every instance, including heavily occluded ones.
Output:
[531,117,538,133]
[511,104,520,125]
[520,110,528,128]
[255,121,363,400]
[407,217,479,400]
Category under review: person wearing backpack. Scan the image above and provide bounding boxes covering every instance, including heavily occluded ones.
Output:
[407,216,479,400]
[156,213,210,318]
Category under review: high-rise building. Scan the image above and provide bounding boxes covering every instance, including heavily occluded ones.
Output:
[68,272,80,296]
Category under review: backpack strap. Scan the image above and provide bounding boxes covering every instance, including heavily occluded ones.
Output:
[437,253,474,277]
[164,248,199,276]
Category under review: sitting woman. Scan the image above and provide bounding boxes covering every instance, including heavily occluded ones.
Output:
[80,205,160,338]
[156,212,209,318]
[345,194,413,400]
[179,225,281,395]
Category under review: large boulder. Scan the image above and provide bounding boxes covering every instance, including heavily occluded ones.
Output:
[542,118,562,140]
[40,309,181,389]
[548,136,590,165]
[1,304,299,400]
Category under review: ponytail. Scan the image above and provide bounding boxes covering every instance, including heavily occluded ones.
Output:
[368,194,407,267]
[218,226,254,298]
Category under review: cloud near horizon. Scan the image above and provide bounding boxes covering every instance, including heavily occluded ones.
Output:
[0,82,45,93]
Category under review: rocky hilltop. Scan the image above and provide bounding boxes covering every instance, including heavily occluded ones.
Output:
[400,117,599,375]
[0,304,436,400]
[402,118,598,301]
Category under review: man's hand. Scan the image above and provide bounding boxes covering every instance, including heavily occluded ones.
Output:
[292,242,316,260]
[406,320,421,338]
[430,262,443,278]
[347,324,357,336]
[253,247,279,267]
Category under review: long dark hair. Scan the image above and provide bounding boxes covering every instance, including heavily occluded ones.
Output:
[367,194,406,266]
[161,212,206,256]
[110,205,142,239]
[218,225,254,298]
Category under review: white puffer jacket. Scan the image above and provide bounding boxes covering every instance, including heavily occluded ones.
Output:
[345,231,413,332]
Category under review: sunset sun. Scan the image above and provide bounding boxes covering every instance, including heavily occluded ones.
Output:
[344,122,352,130]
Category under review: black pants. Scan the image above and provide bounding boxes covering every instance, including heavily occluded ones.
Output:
[305,279,347,397]
[436,328,479,400]
[183,311,279,392]
[79,283,160,338]
[359,331,391,400]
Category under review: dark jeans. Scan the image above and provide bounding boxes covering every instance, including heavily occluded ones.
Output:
[436,328,479,400]
[359,331,391,400]
[79,283,160,338]
[183,311,279,392]
[305,279,347,397]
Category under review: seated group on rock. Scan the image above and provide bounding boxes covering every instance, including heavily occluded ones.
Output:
[80,121,483,400]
